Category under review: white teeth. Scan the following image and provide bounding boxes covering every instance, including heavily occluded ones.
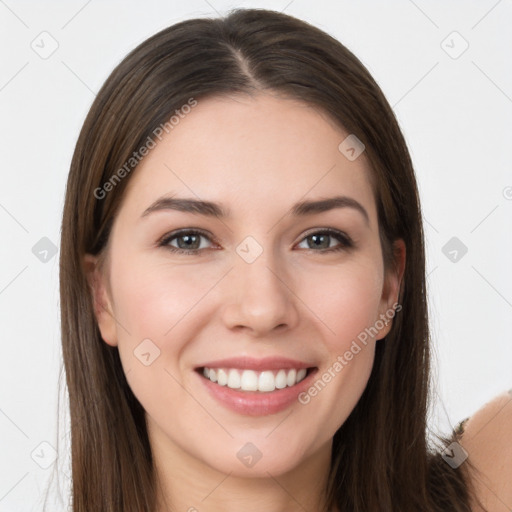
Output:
[258,371,275,392]
[227,369,241,389]
[286,369,297,387]
[296,368,307,382]
[202,367,309,392]
[240,370,258,391]
[217,368,228,386]
[275,369,287,389]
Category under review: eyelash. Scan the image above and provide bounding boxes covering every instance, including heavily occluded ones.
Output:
[158,228,354,255]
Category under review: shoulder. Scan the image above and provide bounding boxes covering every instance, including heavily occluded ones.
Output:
[458,390,512,512]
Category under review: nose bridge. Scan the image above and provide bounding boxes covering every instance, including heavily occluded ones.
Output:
[221,239,299,334]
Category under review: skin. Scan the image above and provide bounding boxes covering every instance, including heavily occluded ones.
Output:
[85,93,406,512]
[460,390,512,512]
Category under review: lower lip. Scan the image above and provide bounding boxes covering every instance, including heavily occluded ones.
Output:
[195,368,318,416]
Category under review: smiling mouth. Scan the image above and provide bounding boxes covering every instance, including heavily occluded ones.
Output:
[196,366,317,393]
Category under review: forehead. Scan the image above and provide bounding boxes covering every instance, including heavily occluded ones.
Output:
[119,93,377,224]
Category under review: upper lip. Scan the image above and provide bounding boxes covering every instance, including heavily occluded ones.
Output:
[197,356,315,371]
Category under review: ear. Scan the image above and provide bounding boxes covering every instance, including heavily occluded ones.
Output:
[83,253,118,347]
[375,238,406,340]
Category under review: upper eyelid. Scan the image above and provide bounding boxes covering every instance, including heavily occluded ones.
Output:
[159,228,218,246]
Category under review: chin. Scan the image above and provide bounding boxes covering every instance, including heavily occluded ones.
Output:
[200,435,314,478]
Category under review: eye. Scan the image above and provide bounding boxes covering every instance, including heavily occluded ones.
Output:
[158,227,353,255]
[159,229,216,254]
[296,228,353,253]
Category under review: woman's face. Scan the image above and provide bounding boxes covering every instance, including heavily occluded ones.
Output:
[87,93,403,478]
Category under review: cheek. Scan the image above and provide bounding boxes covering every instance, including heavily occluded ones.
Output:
[109,255,216,343]
[291,259,384,435]
[297,258,384,350]
[106,255,216,414]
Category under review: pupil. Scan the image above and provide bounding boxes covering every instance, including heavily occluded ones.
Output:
[178,234,199,249]
[310,234,328,249]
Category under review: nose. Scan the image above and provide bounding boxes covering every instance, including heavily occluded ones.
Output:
[220,251,300,337]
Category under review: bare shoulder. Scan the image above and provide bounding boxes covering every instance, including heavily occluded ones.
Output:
[458,390,512,512]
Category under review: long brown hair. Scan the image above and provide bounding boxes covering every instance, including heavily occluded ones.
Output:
[54,8,484,511]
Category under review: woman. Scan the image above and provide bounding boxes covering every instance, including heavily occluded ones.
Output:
[57,8,511,512]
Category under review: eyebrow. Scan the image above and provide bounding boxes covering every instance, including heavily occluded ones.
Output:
[141,194,370,225]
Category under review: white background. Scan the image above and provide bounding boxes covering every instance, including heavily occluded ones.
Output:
[0,1,511,510]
